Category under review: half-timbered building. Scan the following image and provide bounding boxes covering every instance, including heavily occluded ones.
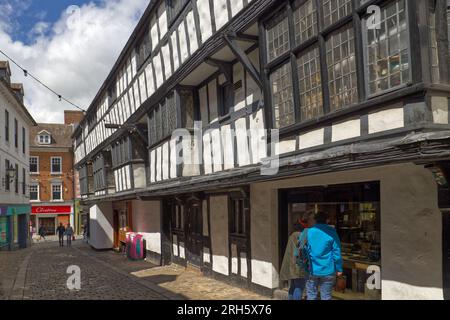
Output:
[74,0,450,299]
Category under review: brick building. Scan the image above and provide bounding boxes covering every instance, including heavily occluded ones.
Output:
[29,111,84,236]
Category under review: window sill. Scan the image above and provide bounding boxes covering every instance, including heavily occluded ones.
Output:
[51,200,64,203]
[51,172,62,175]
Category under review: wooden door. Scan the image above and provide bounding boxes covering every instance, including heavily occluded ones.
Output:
[229,194,251,284]
[185,200,203,268]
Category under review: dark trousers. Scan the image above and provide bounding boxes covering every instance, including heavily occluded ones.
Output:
[66,235,72,246]
[58,234,64,246]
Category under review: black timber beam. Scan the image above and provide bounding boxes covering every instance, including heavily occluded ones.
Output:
[205,58,233,83]
[235,32,259,43]
[223,32,263,89]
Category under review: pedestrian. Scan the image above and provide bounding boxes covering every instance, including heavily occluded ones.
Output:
[65,224,74,247]
[305,211,343,301]
[280,212,314,300]
[38,225,46,241]
[56,223,66,247]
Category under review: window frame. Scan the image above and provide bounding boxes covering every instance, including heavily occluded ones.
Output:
[5,110,9,142]
[30,156,39,174]
[361,0,412,99]
[14,118,18,148]
[51,183,63,202]
[50,157,62,175]
[29,183,40,202]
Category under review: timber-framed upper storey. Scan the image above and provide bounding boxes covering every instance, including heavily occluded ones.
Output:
[74,0,450,202]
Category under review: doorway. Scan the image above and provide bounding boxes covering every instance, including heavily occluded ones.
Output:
[39,217,56,236]
[185,198,203,268]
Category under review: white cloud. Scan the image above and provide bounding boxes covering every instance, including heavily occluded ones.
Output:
[0,0,148,123]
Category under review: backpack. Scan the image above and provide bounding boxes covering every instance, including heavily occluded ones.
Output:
[296,229,311,274]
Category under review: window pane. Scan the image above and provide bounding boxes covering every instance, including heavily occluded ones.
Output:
[297,46,323,121]
[293,0,318,46]
[366,0,409,94]
[326,24,358,111]
[323,0,352,28]
[270,62,295,128]
[266,13,290,62]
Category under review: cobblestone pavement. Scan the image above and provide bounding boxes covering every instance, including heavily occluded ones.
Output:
[1,240,268,300]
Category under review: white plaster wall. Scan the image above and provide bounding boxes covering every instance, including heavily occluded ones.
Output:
[431,96,449,125]
[221,124,235,170]
[132,200,161,254]
[368,106,404,134]
[235,117,250,166]
[209,196,229,276]
[249,109,266,164]
[133,164,146,189]
[275,138,296,156]
[211,128,223,172]
[213,0,229,31]
[197,0,213,42]
[332,118,361,142]
[250,163,443,299]
[299,128,324,150]
[89,203,114,250]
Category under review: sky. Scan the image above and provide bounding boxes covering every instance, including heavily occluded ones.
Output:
[0,0,149,123]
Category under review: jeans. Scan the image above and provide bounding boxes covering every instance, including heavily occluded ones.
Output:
[66,235,72,246]
[289,278,306,300]
[306,275,336,300]
[58,235,64,246]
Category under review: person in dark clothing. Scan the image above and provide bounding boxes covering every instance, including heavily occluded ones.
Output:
[38,225,46,241]
[56,223,66,247]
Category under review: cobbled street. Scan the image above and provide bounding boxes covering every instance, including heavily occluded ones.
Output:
[0,239,267,300]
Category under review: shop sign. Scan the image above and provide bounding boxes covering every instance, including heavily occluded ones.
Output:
[32,206,72,214]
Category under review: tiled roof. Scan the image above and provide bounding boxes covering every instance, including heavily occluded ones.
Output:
[30,123,74,148]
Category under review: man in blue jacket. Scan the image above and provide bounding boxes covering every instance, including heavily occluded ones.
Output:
[305,211,343,300]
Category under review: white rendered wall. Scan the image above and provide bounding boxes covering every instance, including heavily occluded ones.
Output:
[88,203,114,250]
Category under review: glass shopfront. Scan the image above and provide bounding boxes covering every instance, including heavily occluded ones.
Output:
[281,181,381,300]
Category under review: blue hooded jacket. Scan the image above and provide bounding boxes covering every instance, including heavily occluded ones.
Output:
[306,224,343,277]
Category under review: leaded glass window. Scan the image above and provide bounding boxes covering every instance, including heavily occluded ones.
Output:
[266,13,290,62]
[166,94,177,136]
[323,0,353,28]
[326,24,358,111]
[365,0,409,95]
[293,0,318,46]
[270,62,295,128]
[297,46,323,121]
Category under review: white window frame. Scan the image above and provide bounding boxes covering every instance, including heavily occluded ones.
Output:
[29,183,40,202]
[51,157,62,174]
[38,134,51,145]
[51,183,63,202]
[30,156,39,174]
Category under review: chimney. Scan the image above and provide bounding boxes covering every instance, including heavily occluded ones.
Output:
[64,110,85,126]
[0,61,11,84]
[10,83,24,103]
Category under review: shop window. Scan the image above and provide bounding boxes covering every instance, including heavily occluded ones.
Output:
[270,62,295,129]
[52,184,63,201]
[266,12,290,62]
[51,157,62,174]
[323,0,353,28]
[285,182,381,299]
[293,0,318,46]
[30,156,39,174]
[364,0,409,95]
[30,184,39,201]
[297,46,323,121]
[326,24,358,111]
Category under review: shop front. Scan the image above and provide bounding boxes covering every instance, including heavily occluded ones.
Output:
[0,205,30,250]
[279,181,381,300]
[31,205,73,236]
